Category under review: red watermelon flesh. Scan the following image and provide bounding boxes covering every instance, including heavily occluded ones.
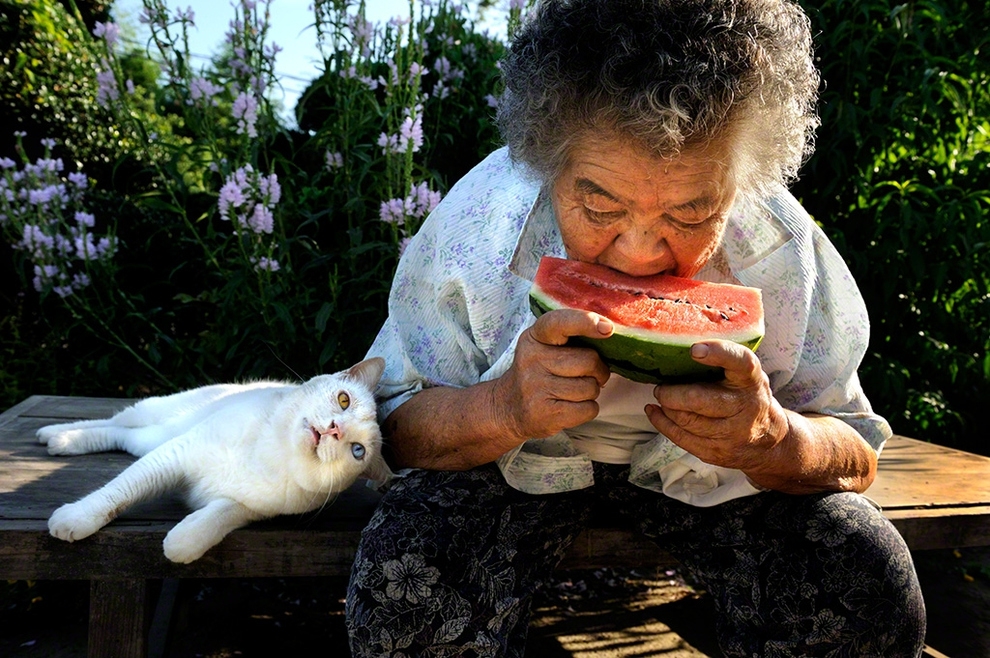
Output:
[528,256,764,383]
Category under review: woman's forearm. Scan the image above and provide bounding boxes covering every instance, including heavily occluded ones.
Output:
[744,411,878,495]
[381,382,525,470]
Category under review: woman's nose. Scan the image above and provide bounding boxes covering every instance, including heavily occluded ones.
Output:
[610,229,668,275]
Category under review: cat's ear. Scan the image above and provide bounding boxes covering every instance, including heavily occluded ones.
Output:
[345,357,386,390]
[359,452,394,485]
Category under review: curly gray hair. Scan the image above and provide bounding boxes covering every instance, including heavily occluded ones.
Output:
[496,0,820,196]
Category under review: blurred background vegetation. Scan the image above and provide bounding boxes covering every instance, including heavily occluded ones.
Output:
[0,0,987,457]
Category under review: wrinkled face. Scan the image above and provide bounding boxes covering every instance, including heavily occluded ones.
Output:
[551,135,737,278]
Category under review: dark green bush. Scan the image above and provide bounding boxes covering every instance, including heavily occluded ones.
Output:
[794,0,990,453]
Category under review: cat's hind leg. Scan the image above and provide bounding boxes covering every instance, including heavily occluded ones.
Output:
[43,425,135,456]
[37,419,116,446]
[163,499,261,563]
[42,424,174,457]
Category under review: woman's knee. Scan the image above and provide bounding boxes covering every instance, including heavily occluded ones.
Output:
[345,465,589,657]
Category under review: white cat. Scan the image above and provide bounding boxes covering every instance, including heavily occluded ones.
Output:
[37,357,390,563]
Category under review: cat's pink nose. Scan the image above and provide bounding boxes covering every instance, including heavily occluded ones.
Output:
[321,421,342,441]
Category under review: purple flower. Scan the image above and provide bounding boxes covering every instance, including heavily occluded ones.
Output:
[245,204,274,234]
[252,256,280,272]
[258,173,280,205]
[232,92,259,138]
[216,166,279,235]
[175,6,195,24]
[378,182,443,227]
[218,180,246,220]
[189,77,224,106]
[93,22,120,49]
[20,225,55,258]
[399,115,423,153]
[96,61,119,107]
[377,132,398,155]
[325,151,344,171]
[379,198,405,225]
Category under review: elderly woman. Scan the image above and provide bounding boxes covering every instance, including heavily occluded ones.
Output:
[346,0,926,656]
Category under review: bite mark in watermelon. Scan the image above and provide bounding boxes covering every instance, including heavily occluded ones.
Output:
[528,256,765,384]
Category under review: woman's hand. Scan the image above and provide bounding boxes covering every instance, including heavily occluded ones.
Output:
[493,309,613,441]
[644,340,789,474]
[644,339,877,493]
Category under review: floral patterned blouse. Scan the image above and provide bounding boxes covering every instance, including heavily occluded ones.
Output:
[365,148,891,505]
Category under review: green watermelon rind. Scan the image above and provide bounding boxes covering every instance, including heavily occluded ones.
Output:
[528,292,764,385]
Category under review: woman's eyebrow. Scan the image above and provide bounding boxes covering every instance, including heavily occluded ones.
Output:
[574,177,621,202]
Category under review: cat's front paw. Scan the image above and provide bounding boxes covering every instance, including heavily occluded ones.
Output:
[36,424,66,446]
[162,529,212,564]
[43,430,89,456]
[48,502,104,542]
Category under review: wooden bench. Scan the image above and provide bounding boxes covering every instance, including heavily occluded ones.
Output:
[3,395,990,657]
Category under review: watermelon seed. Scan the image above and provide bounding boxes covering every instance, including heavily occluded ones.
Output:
[720,312,729,320]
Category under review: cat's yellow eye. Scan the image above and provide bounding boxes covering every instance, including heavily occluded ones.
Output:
[337,391,350,409]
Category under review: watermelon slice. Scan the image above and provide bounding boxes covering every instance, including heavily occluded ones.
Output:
[528,256,764,384]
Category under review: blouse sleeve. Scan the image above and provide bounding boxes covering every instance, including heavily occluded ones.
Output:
[747,193,893,453]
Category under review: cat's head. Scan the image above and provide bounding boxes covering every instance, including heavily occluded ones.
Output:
[282,357,390,492]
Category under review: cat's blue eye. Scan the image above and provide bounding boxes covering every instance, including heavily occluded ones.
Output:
[350,443,366,460]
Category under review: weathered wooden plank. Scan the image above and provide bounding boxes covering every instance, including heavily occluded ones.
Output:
[869,436,990,510]
[560,527,680,571]
[11,394,132,420]
[883,506,990,550]
[0,521,368,580]
[89,579,149,658]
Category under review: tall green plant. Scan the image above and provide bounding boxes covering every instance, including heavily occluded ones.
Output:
[795,0,990,453]
[0,0,507,408]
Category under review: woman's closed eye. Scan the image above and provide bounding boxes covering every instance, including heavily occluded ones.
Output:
[666,213,718,230]
[585,207,625,225]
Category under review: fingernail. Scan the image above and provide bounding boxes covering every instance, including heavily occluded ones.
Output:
[691,343,709,358]
[597,318,613,335]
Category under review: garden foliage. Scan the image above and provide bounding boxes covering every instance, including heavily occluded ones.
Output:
[1,0,506,399]
[793,0,989,452]
[0,0,986,455]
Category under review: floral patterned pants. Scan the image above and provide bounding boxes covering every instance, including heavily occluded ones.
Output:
[346,462,926,657]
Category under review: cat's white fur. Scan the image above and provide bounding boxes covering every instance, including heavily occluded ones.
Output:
[37,357,389,563]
